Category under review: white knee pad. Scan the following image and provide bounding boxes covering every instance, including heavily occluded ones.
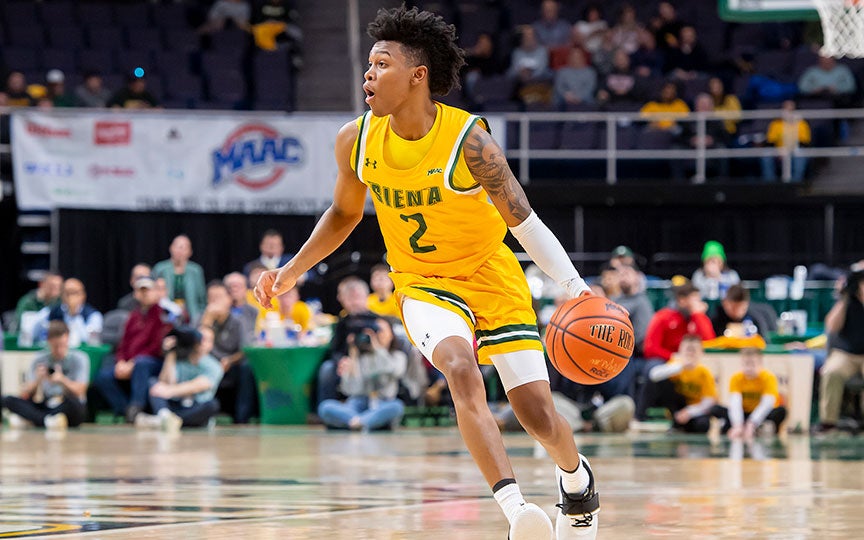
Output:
[401,297,474,369]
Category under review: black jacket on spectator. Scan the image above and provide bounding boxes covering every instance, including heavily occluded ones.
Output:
[710,302,777,338]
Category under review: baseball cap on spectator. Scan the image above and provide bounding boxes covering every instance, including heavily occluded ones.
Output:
[701,240,726,262]
[611,245,633,259]
[134,276,156,289]
[46,69,65,84]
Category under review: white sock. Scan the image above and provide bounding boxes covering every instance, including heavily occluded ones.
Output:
[493,480,525,525]
[559,456,590,496]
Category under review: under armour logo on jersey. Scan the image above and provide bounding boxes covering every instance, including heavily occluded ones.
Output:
[421,332,431,348]
[365,158,377,169]
[427,167,443,176]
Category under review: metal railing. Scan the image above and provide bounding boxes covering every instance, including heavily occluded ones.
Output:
[503,108,864,184]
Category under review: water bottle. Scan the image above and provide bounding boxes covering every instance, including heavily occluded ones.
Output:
[742,317,757,337]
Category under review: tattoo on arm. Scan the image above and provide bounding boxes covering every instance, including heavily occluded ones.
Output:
[463,127,531,222]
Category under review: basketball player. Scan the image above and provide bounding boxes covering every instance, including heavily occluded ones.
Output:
[254,7,598,538]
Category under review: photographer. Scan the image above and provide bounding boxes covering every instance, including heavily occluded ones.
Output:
[134,326,223,432]
[317,318,406,431]
[315,277,380,408]
[2,321,88,430]
[815,269,864,434]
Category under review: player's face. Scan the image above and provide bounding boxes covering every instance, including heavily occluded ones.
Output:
[364,41,416,116]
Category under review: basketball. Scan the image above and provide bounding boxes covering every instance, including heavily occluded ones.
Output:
[545,295,634,385]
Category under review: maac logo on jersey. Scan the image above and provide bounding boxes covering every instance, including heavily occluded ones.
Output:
[427,167,443,176]
[212,124,304,190]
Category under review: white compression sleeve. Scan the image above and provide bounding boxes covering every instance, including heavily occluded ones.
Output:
[728,393,745,427]
[649,361,684,382]
[508,211,588,298]
[684,397,716,418]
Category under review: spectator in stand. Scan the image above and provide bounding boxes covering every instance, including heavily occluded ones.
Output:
[44,70,75,107]
[15,272,63,332]
[610,4,643,55]
[665,26,710,80]
[317,317,406,431]
[367,263,400,319]
[152,234,207,323]
[5,72,34,107]
[573,3,608,55]
[154,277,186,324]
[596,49,642,105]
[760,100,811,182]
[200,281,257,424]
[117,264,153,312]
[815,269,864,435]
[198,0,251,34]
[462,32,503,97]
[651,1,684,51]
[598,264,621,298]
[644,282,715,362]
[631,28,664,77]
[243,230,293,276]
[75,71,112,108]
[224,271,258,341]
[554,47,597,108]
[671,93,730,180]
[316,277,380,408]
[95,275,171,421]
[713,348,787,438]
[246,0,303,62]
[589,30,618,76]
[107,72,159,109]
[609,245,648,292]
[798,55,857,101]
[1,321,88,430]
[39,278,102,348]
[532,0,572,49]
[135,327,223,432]
[277,286,312,331]
[508,26,553,103]
[611,264,655,359]
[636,334,717,432]
[640,81,690,132]
[711,284,777,339]
[692,240,741,300]
[708,77,742,136]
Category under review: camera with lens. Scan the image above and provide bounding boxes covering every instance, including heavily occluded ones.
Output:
[166,325,202,359]
[843,270,864,299]
[349,321,379,354]
[46,366,56,376]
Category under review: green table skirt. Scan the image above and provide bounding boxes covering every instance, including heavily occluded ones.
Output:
[244,346,328,425]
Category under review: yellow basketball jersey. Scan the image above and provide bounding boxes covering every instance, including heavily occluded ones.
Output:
[729,369,780,412]
[351,102,507,279]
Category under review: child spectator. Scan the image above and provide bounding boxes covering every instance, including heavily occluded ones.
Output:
[367,263,400,319]
[636,334,718,432]
[692,240,741,300]
[714,348,787,438]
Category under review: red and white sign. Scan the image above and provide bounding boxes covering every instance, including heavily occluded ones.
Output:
[94,121,131,145]
[26,121,71,138]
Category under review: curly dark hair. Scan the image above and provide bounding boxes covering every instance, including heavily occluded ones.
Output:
[367,5,465,96]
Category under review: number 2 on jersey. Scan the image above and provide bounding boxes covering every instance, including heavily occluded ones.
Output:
[400,213,437,254]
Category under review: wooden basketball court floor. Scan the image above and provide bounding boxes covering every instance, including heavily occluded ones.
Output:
[1,426,863,539]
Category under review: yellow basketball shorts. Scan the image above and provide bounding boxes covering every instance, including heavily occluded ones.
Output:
[391,244,542,365]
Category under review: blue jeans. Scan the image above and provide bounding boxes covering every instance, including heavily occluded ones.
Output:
[149,395,221,428]
[760,155,808,182]
[95,355,162,415]
[318,396,404,430]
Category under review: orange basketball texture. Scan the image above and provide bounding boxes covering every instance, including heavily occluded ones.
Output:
[545,295,634,385]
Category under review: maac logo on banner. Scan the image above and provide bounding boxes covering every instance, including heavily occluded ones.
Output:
[212,124,304,190]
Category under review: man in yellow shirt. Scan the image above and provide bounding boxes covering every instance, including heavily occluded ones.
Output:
[761,99,811,182]
[254,6,600,538]
[640,81,690,131]
[367,263,401,318]
[639,334,717,433]
[714,348,786,438]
